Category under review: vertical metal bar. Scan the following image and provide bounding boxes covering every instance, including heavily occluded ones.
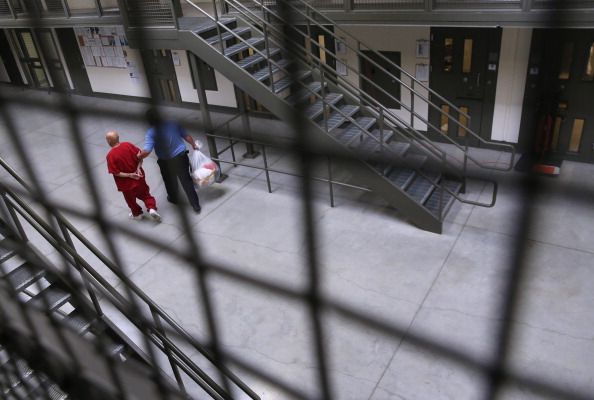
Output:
[261,145,272,193]
[410,81,414,128]
[168,0,179,29]
[234,85,259,158]
[327,157,334,207]
[424,0,432,12]
[211,0,224,53]
[150,307,187,394]
[227,125,238,166]
[60,0,71,17]
[189,53,227,181]
[94,0,103,16]
[378,106,384,151]
[7,0,16,18]
[263,24,274,91]
[462,130,468,194]
[0,194,27,241]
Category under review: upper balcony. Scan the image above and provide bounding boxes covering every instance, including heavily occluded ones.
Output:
[0,0,122,27]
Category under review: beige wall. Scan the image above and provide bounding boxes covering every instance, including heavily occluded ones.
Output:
[338,25,430,131]
[85,47,151,98]
[491,27,532,143]
[173,49,237,108]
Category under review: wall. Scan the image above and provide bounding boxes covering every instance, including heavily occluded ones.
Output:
[85,47,151,98]
[339,25,430,131]
[172,49,237,108]
[491,28,532,143]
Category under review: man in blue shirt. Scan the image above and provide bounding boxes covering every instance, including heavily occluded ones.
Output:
[138,109,201,214]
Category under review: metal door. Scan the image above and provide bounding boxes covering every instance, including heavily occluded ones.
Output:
[520,29,594,163]
[359,50,401,109]
[141,49,182,104]
[14,29,50,89]
[54,28,93,95]
[429,28,501,146]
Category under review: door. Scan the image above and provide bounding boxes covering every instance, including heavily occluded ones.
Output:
[294,25,336,81]
[141,49,182,104]
[429,28,501,146]
[36,29,70,92]
[55,28,93,95]
[0,30,24,85]
[14,29,50,89]
[519,29,594,163]
[359,50,401,109]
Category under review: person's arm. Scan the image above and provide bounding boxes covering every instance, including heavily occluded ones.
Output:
[138,128,155,159]
[114,171,142,180]
[184,134,199,150]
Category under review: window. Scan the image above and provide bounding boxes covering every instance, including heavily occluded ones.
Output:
[462,39,473,73]
[188,52,218,91]
[568,118,584,153]
[440,105,450,134]
[558,42,574,80]
[458,106,469,137]
[582,42,594,81]
[443,37,453,72]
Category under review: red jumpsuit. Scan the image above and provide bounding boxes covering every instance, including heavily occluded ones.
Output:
[107,142,157,217]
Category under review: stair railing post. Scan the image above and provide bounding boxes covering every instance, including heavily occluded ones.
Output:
[410,80,414,128]
[234,85,259,159]
[327,157,335,207]
[211,0,224,54]
[57,221,104,317]
[320,68,329,133]
[263,24,275,92]
[379,106,384,152]
[150,306,187,394]
[439,155,445,220]
[168,0,179,29]
[7,0,16,18]
[262,145,272,193]
[305,8,312,66]
[462,116,469,194]
[0,194,27,241]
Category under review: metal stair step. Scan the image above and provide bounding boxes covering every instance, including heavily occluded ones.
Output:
[205,26,251,45]
[191,17,236,35]
[237,47,280,69]
[370,128,394,144]
[29,383,67,400]
[323,105,360,131]
[30,286,71,311]
[272,70,311,94]
[335,117,375,143]
[388,141,411,158]
[387,168,416,189]
[0,239,16,263]
[351,135,390,157]
[252,59,291,81]
[304,93,343,120]
[285,81,324,106]
[425,179,463,218]
[64,310,93,335]
[223,37,264,58]
[406,174,438,204]
[4,263,45,292]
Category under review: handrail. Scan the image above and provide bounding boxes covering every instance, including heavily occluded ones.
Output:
[184,0,456,171]
[0,156,260,400]
[244,0,516,171]
[181,0,501,211]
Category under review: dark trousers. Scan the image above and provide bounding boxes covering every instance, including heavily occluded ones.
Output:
[157,152,201,211]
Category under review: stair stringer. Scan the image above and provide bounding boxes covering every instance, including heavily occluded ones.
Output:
[177,29,443,233]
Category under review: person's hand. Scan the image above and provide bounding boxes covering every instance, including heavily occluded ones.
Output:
[137,150,142,159]
[128,173,142,180]
[135,167,143,177]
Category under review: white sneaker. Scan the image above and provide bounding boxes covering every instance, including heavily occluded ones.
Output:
[148,209,162,223]
[128,213,143,221]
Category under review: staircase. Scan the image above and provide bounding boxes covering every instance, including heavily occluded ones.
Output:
[124,0,515,233]
[0,157,260,400]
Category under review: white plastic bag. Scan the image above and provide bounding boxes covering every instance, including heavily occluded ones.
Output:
[190,148,219,187]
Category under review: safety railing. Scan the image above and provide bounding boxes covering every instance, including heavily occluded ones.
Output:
[0,156,259,400]
[181,0,502,218]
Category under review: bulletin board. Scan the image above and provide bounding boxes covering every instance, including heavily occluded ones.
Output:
[74,26,129,69]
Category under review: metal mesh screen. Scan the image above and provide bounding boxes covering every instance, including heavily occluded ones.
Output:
[1,1,594,400]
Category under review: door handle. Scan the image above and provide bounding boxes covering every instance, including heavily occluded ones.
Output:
[476,73,481,87]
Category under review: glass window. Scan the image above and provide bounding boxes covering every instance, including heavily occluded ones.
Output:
[99,0,119,14]
[318,35,326,64]
[67,0,97,14]
[444,38,453,72]
[558,42,574,80]
[21,32,39,58]
[568,118,584,153]
[582,42,594,81]
[440,105,450,134]
[457,106,469,137]
[463,39,473,73]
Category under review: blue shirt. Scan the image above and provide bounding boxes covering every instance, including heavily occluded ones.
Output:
[144,121,187,160]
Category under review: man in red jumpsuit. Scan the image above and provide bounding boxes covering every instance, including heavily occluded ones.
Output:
[106,131,161,222]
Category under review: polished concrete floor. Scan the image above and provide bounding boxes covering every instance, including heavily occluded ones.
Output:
[1,87,593,400]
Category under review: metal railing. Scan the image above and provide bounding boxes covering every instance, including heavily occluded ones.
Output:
[180,0,506,218]
[0,156,259,400]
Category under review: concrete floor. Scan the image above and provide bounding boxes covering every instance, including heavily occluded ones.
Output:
[1,87,593,400]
